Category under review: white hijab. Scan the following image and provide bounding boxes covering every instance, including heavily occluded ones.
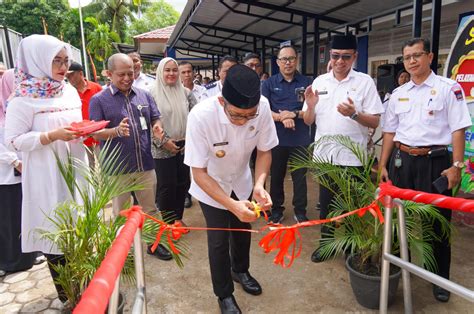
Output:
[150,58,189,139]
[16,34,72,79]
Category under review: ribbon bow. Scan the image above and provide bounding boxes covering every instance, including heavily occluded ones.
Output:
[357,201,384,224]
[119,205,145,228]
[149,221,187,255]
[259,225,302,268]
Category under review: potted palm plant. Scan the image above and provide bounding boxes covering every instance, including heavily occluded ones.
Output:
[40,142,187,310]
[290,135,451,309]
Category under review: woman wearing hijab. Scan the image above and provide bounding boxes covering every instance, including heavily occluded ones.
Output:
[4,34,87,302]
[150,57,197,227]
[0,68,36,277]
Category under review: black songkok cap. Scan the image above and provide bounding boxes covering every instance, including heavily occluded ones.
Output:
[331,35,357,50]
[67,61,84,73]
[222,64,260,109]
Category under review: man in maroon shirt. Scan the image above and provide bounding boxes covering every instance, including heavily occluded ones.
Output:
[66,62,103,164]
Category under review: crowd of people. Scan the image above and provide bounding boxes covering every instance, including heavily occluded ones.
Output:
[0,32,470,313]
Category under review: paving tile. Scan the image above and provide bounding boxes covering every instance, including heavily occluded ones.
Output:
[0,302,22,313]
[21,298,50,313]
[49,298,64,310]
[42,310,62,314]
[0,291,15,306]
[3,272,29,284]
[15,287,50,303]
[9,279,36,293]
[30,268,51,281]
[0,282,8,293]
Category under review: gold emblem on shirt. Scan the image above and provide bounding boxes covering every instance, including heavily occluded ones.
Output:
[249,126,255,131]
[431,89,436,95]
[216,150,226,158]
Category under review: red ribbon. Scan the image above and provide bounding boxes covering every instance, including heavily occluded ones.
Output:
[259,225,302,268]
[357,202,385,224]
[119,205,145,228]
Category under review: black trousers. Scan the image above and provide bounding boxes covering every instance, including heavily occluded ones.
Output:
[388,148,452,279]
[200,193,251,298]
[270,145,308,215]
[44,253,67,303]
[155,154,190,222]
[0,183,35,272]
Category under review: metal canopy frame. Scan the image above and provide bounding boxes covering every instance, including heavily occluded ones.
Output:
[168,0,443,76]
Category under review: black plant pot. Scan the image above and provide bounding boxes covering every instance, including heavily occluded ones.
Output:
[345,254,401,309]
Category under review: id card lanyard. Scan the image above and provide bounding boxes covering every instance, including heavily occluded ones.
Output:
[137,104,148,131]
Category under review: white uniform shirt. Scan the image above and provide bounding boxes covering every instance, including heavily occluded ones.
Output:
[133,72,155,91]
[383,72,471,146]
[304,69,384,166]
[184,96,278,209]
[192,84,207,103]
[201,81,223,100]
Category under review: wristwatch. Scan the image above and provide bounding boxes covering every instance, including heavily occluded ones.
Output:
[293,110,299,119]
[350,111,359,120]
[452,161,465,169]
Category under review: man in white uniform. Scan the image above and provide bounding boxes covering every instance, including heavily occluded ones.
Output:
[185,65,278,314]
[202,55,238,100]
[128,52,154,91]
[303,34,384,263]
[179,61,206,103]
[380,38,471,302]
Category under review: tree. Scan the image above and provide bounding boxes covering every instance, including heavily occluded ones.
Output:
[0,0,70,37]
[85,17,120,69]
[90,0,151,41]
[126,0,179,42]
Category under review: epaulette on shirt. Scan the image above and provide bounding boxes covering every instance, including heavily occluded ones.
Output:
[205,82,217,90]
[438,76,457,86]
[145,73,155,80]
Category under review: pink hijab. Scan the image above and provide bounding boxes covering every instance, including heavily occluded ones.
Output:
[0,69,15,127]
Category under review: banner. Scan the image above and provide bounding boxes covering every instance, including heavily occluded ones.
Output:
[444,15,474,224]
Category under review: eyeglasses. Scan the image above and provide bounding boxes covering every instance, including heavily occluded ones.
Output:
[52,59,69,68]
[224,101,259,121]
[278,56,297,64]
[330,53,353,61]
[245,62,261,69]
[402,52,428,62]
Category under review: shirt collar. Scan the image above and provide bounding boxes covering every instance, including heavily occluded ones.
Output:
[277,72,300,83]
[109,83,136,96]
[405,71,436,90]
[329,68,356,83]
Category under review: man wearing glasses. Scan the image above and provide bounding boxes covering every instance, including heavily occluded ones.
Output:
[379,38,471,302]
[243,52,263,77]
[185,65,277,313]
[262,45,313,224]
[303,34,383,263]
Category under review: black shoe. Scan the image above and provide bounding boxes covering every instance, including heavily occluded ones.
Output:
[311,247,325,263]
[268,212,284,224]
[218,295,241,314]
[294,214,309,223]
[433,284,450,302]
[184,196,193,208]
[147,244,172,261]
[231,270,262,295]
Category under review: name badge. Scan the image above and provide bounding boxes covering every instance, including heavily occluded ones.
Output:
[213,141,229,147]
[140,116,148,130]
[398,98,409,102]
